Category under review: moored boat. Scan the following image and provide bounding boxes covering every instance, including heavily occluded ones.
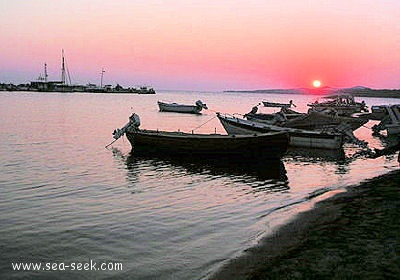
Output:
[262,100,295,108]
[368,105,400,136]
[217,113,344,150]
[307,94,368,116]
[158,100,207,114]
[112,113,289,159]
[244,105,367,131]
[283,110,368,131]
[244,105,302,125]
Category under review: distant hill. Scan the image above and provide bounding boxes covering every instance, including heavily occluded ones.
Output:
[337,87,400,98]
[225,86,400,98]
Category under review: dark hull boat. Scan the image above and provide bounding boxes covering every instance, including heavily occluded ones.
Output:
[126,130,288,158]
[112,113,289,159]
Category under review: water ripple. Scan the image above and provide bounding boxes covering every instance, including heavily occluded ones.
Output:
[1,92,398,280]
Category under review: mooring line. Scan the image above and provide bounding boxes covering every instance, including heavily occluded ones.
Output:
[190,115,217,133]
[105,138,119,149]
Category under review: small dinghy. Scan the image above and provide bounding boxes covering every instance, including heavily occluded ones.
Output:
[158,100,208,114]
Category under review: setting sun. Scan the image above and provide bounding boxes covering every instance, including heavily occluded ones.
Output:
[313,80,321,88]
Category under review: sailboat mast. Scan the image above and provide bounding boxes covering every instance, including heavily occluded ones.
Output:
[100,68,105,88]
[61,49,66,85]
[44,63,48,82]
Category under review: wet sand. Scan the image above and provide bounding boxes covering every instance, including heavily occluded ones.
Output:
[210,170,400,279]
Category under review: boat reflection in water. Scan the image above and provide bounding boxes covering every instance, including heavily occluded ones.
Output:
[284,147,351,179]
[285,147,346,162]
[115,149,289,191]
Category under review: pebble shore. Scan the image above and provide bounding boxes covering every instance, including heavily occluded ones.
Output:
[210,170,400,279]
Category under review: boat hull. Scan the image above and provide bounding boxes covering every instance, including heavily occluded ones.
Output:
[386,124,400,135]
[126,130,289,159]
[369,105,400,136]
[158,101,202,114]
[284,111,367,131]
[307,94,367,116]
[245,110,366,131]
[262,101,292,108]
[218,115,343,150]
[308,105,360,116]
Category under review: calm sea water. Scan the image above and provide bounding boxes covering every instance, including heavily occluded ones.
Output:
[0,91,399,279]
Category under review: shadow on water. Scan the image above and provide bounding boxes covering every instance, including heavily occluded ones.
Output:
[285,147,346,163]
[370,134,400,161]
[373,134,400,148]
[112,148,288,185]
[132,151,287,181]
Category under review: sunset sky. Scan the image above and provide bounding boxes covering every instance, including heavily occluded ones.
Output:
[1,0,399,91]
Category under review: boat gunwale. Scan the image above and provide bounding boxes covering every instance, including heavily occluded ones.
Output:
[131,128,288,139]
[157,101,198,108]
[218,115,342,139]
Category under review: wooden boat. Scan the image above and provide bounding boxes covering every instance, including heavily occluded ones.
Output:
[158,100,207,114]
[112,113,289,159]
[307,94,368,116]
[245,106,367,131]
[283,110,368,131]
[217,113,344,150]
[244,105,302,124]
[262,100,295,108]
[367,105,400,136]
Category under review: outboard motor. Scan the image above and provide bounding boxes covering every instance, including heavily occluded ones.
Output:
[112,113,141,140]
[249,106,258,114]
[244,106,258,119]
[129,113,141,128]
[361,101,369,112]
[195,100,208,109]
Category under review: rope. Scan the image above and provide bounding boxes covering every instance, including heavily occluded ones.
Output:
[190,115,217,133]
[205,108,221,114]
[105,138,119,149]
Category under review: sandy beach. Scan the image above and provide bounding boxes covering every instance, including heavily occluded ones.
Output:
[210,169,400,280]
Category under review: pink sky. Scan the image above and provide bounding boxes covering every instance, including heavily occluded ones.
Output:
[1,0,399,91]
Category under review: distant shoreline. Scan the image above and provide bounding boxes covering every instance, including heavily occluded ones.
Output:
[2,85,400,98]
[0,82,156,94]
[225,88,400,98]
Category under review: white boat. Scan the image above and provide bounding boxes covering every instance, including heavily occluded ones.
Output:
[217,113,344,149]
[262,100,295,108]
[158,100,207,114]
